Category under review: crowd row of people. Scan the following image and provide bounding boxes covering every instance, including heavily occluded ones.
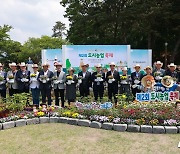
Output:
[0,61,179,107]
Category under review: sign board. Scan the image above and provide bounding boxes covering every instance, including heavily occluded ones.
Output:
[62,45,130,73]
[136,91,179,102]
[128,49,152,72]
[75,102,113,110]
[41,49,62,71]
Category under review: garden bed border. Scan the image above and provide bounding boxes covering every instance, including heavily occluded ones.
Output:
[0,117,179,134]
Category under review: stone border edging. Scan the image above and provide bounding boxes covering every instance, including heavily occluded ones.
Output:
[0,117,179,134]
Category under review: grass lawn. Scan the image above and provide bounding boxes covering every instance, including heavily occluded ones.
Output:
[0,123,179,154]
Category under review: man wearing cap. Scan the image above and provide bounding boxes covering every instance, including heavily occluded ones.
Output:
[91,64,105,101]
[0,63,7,99]
[38,63,53,106]
[131,64,144,97]
[78,63,92,97]
[152,61,165,83]
[165,63,179,84]
[16,62,30,93]
[53,62,66,107]
[120,67,131,95]
[106,62,120,105]
[30,64,40,106]
[7,62,18,96]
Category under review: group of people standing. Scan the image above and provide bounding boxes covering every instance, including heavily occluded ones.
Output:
[0,61,179,107]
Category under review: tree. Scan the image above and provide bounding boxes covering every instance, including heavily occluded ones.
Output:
[19,35,70,64]
[52,21,66,38]
[0,25,22,68]
[60,0,180,64]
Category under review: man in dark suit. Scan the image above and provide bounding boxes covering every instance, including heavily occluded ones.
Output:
[106,62,120,106]
[78,63,92,97]
[38,63,53,106]
[152,61,165,83]
[165,63,179,84]
[91,64,105,101]
[131,64,144,97]
[0,63,7,99]
[16,62,30,93]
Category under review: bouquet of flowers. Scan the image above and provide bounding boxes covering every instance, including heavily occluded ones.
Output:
[30,74,36,78]
[8,75,14,84]
[134,76,140,84]
[40,75,48,83]
[78,76,83,84]
[8,75,14,79]
[66,76,73,85]
[66,76,73,80]
[0,76,4,81]
[95,73,103,82]
[120,75,127,80]
[154,72,162,80]
[108,75,114,83]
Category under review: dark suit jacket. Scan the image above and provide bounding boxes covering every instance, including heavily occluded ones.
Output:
[131,71,144,85]
[78,71,92,90]
[15,70,30,90]
[91,71,105,87]
[106,70,120,90]
[38,70,54,89]
[0,71,7,90]
[165,70,179,82]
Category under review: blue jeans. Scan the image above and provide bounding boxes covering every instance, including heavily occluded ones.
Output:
[31,88,40,105]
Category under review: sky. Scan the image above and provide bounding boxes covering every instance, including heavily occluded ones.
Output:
[0,0,69,43]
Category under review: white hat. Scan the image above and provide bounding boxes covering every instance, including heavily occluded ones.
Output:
[42,63,50,67]
[19,62,26,67]
[109,62,116,66]
[95,63,102,68]
[81,62,89,67]
[156,61,163,66]
[168,63,176,69]
[9,62,17,67]
[122,67,128,71]
[54,62,63,66]
[32,64,38,68]
[144,66,152,70]
[0,63,3,67]
[134,64,141,68]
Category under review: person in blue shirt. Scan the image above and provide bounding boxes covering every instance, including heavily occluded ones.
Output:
[155,76,180,92]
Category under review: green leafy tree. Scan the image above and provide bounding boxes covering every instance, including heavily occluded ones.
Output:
[52,21,66,38]
[19,35,70,64]
[60,0,179,64]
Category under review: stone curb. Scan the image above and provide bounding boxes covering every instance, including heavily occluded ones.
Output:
[39,117,50,123]
[102,122,113,130]
[164,126,178,134]
[90,121,102,129]
[26,118,40,125]
[78,119,91,127]
[153,126,165,134]
[0,117,180,134]
[113,124,127,132]
[67,118,78,125]
[50,117,59,123]
[15,119,27,127]
[2,121,15,130]
[141,125,152,133]
[127,125,140,132]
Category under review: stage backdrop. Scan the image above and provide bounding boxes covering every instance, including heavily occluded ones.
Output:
[62,45,131,73]
[41,49,62,71]
[128,49,152,73]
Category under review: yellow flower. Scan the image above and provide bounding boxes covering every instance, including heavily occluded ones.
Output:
[62,111,72,117]
[123,105,127,109]
[37,111,45,117]
[72,113,79,118]
[66,76,73,80]
[121,94,127,99]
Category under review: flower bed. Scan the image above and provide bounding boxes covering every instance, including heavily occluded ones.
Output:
[0,99,180,134]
